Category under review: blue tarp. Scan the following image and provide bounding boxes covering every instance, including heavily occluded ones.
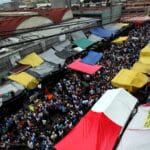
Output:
[90,27,116,38]
[81,51,103,65]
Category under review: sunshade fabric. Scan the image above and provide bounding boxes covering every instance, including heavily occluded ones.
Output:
[27,62,56,79]
[55,49,77,59]
[117,105,150,150]
[104,23,123,31]
[55,88,137,150]
[52,40,71,51]
[71,30,87,41]
[112,36,128,44]
[139,56,150,64]
[19,52,44,67]
[67,58,102,75]
[81,51,103,65]
[40,48,65,65]
[90,27,116,38]
[111,69,148,92]
[140,43,150,57]
[73,38,95,49]
[88,34,104,42]
[8,72,39,89]
[0,82,24,103]
[104,23,129,31]
[131,62,150,75]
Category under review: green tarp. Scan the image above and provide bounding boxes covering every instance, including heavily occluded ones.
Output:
[73,38,95,49]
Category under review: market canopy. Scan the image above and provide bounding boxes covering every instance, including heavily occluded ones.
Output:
[103,23,129,32]
[0,81,24,104]
[139,56,150,65]
[88,34,104,42]
[81,51,103,65]
[140,43,150,57]
[40,48,65,65]
[27,62,56,79]
[111,69,148,92]
[55,49,77,59]
[52,39,71,52]
[117,104,150,150]
[71,30,87,41]
[67,58,102,75]
[73,38,95,49]
[8,72,39,89]
[112,36,128,44]
[131,62,150,75]
[19,52,44,67]
[55,88,137,150]
[90,27,116,38]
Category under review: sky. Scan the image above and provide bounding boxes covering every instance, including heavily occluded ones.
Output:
[0,0,11,4]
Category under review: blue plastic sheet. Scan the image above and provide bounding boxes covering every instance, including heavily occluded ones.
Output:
[90,27,116,38]
[81,51,103,65]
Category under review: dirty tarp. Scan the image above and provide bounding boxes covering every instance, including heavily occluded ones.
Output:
[88,34,104,42]
[52,39,71,52]
[71,30,87,41]
[40,48,65,65]
[27,62,57,79]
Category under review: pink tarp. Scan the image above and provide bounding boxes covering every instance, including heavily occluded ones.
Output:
[67,58,102,75]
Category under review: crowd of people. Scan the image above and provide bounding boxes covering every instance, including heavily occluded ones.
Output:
[0,22,150,149]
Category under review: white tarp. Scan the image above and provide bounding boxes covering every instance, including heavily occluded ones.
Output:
[40,48,65,65]
[92,88,137,126]
[27,62,56,79]
[0,81,24,104]
[117,105,150,150]
[88,34,104,42]
[71,30,87,41]
[52,39,71,52]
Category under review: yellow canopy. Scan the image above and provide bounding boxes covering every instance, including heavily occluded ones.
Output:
[139,56,150,64]
[19,52,44,67]
[116,23,129,27]
[111,69,148,92]
[131,62,150,75]
[140,43,150,57]
[112,36,128,44]
[8,72,39,89]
